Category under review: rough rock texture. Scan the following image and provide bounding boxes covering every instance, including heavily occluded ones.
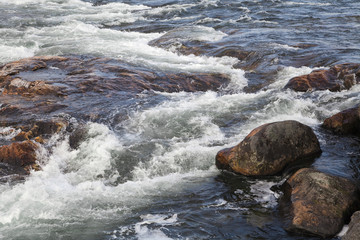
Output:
[13,119,67,141]
[281,168,360,238]
[285,63,360,92]
[216,120,321,176]
[0,141,38,169]
[343,211,360,240]
[0,56,230,96]
[322,106,360,136]
[0,56,231,124]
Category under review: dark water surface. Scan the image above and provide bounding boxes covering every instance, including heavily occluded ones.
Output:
[0,0,360,239]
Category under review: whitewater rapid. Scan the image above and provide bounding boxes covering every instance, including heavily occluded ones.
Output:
[1,0,360,239]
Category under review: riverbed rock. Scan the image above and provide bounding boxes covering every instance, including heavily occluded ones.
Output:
[0,55,231,131]
[0,140,38,169]
[13,119,68,141]
[281,168,360,238]
[216,120,321,176]
[285,63,360,92]
[322,106,360,136]
[342,211,360,240]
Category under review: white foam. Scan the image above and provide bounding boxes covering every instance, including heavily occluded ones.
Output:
[283,1,331,6]
[268,66,321,89]
[269,43,298,50]
[337,225,349,237]
[0,127,21,141]
[145,3,196,16]
[0,44,38,64]
[253,20,278,24]
[250,181,279,208]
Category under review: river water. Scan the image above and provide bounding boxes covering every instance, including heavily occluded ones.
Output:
[0,0,360,239]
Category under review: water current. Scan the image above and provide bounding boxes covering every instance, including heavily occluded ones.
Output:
[0,0,360,239]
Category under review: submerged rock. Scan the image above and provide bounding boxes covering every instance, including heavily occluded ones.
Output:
[322,106,360,136]
[216,120,321,176]
[0,55,231,133]
[285,63,360,92]
[343,211,360,240]
[281,168,360,238]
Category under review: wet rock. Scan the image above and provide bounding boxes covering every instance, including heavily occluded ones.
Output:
[285,63,360,92]
[148,27,215,56]
[0,56,67,76]
[216,120,321,176]
[69,126,89,149]
[2,79,63,97]
[322,106,360,136]
[0,55,230,134]
[0,140,38,169]
[343,211,360,240]
[281,168,360,238]
[0,162,27,183]
[212,47,253,61]
[13,119,67,141]
[149,31,259,69]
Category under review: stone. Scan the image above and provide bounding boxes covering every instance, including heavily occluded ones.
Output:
[69,126,88,149]
[216,120,321,176]
[281,168,360,238]
[13,119,67,141]
[285,63,360,92]
[0,140,38,168]
[322,106,360,136]
[343,211,360,240]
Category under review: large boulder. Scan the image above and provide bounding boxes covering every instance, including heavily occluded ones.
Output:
[281,168,360,238]
[322,106,360,136]
[216,120,321,176]
[343,211,360,240]
[285,63,360,92]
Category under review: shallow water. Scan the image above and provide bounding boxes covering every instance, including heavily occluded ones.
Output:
[0,0,360,239]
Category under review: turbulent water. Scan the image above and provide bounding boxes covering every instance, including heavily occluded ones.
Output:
[1,0,360,239]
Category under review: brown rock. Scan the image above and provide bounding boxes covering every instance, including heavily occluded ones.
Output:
[0,141,38,168]
[0,56,67,76]
[2,78,63,97]
[285,63,360,92]
[343,211,360,240]
[216,120,321,176]
[322,106,360,136]
[281,168,360,238]
[13,119,67,141]
[0,55,231,143]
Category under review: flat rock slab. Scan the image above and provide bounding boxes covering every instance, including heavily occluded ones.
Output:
[285,63,360,92]
[281,168,360,238]
[216,120,321,176]
[0,55,230,126]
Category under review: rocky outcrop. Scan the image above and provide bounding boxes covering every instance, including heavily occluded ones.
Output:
[322,106,360,136]
[343,211,360,240]
[281,168,360,238]
[0,56,231,96]
[0,141,39,172]
[216,120,321,176]
[0,55,231,138]
[285,63,360,92]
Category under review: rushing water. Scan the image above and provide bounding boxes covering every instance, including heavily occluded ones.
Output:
[1,0,360,239]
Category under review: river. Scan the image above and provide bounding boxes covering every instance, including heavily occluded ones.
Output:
[0,0,359,239]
